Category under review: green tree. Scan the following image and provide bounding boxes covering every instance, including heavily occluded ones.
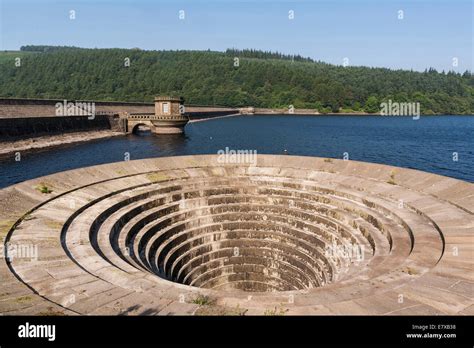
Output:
[364,96,379,113]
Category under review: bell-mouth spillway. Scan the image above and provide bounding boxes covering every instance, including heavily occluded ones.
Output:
[0,155,472,315]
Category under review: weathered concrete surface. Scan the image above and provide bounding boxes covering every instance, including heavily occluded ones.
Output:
[0,114,116,138]
[0,98,155,118]
[0,155,472,315]
[0,97,239,139]
[0,98,238,119]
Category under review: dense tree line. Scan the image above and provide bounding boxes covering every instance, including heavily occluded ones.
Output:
[225,48,314,63]
[0,46,471,114]
[20,45,83,53]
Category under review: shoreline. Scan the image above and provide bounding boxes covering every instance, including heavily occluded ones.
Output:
[0,130,124,159]
[249,109,474,116]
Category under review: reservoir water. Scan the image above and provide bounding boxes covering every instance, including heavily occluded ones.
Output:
[1,115,473,188]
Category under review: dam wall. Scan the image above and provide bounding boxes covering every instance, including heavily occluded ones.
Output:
[0,98,239,118]
[0,98,154,118]
[0,98,239,138]
[253,108,319,115]
[186,106,239,120]
[0,114,120,138]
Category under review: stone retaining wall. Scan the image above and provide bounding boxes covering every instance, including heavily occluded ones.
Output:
[0,98,155,118]
[0,98,239,138]
[0,114,117,138]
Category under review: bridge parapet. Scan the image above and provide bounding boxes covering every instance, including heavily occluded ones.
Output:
[127,113,187,120]
[127,113,154,119]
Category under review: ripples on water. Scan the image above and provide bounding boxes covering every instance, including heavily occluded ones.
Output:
[0,115,473,188]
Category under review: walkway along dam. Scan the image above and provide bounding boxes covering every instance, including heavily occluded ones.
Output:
[0,97,240,138]
[0,155,472,315]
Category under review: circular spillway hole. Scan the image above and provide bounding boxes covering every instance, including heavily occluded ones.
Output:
[120,179,376,293]
[152,226,332,292]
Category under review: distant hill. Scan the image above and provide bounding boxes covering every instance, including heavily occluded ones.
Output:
[0,45,472,114]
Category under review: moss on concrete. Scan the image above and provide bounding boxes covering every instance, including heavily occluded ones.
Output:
[35,182,53,194]
[44,220,64,230]
[15,296,32,304]
[146,172,168,182]
[0,219,16,239]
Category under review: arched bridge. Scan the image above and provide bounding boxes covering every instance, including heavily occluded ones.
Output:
[123,112,190,134]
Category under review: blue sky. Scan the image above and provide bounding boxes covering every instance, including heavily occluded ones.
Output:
[0,0,472,71]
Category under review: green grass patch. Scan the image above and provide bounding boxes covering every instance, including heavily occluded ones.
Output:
[387,170,397,185]
[191,294,214,306]
[35,183,53,194]
[15,296,32,303]
[264,305,289,316]
[146,172,168,182]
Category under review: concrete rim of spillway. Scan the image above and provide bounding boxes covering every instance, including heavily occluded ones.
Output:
[0,154,472,315]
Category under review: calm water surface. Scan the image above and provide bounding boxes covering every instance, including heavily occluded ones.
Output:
[1,115,473,188]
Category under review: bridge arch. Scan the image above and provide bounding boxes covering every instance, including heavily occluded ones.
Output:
[131,122,152,134]
[124,116,155,134]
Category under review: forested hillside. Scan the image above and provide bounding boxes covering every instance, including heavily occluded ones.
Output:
[0,46,472,114]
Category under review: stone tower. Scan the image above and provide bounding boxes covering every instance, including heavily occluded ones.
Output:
[151,96,188,134]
